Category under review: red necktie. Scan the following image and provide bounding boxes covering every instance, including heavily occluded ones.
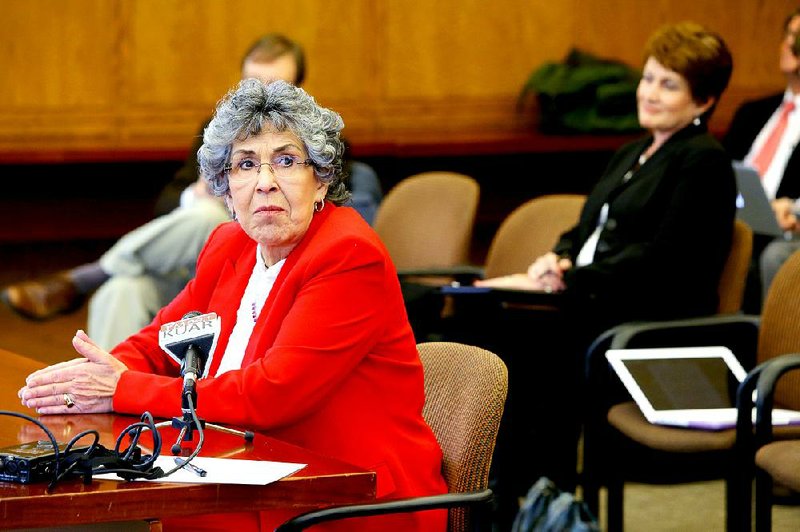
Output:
[752,101,795,177]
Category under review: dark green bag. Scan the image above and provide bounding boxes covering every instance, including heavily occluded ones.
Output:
[519,49,642,134]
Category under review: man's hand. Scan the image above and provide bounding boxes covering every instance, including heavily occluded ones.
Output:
[772,197,798,231]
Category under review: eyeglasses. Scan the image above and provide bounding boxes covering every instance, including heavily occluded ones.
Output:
[224,154,313,181]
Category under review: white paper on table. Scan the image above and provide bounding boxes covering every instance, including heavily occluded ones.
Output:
[95,456,306,485]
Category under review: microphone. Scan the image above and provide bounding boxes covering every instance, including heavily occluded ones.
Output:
[155,311,254,453]
[158,311,221,391]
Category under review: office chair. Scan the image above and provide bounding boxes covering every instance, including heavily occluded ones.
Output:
[373,172,480,272]
[735,352,800,532]
[438,193,586,331]
[717,219,753,314]
[373,172,480,340]
[276,342,508,532]
[734,250,800,531]
[477,194,586,279]
[581,219,759,532]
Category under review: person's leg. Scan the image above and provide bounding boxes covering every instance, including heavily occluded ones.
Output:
[87,275,162,350]
[99,198,229,279]
[88,199,230,348]
[88,270,191,351]
[69,262,110,294]
[759,237,800,303]
[346,161,382,225]
[0,261,110,321]
[0,199,228,321]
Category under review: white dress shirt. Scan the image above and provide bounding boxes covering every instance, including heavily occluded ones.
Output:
[744,90,800,200]
[576,203,610,267]
[215,245,285,376]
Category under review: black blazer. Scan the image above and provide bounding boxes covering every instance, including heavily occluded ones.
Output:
[554,123,736,329]
[723,92,800,199]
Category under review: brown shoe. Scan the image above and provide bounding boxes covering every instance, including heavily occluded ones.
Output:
[1,273,84,320]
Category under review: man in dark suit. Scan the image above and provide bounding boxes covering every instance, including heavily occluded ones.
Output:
[724,7,800,305]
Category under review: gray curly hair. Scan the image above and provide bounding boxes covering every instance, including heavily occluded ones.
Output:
[197,78,349,204]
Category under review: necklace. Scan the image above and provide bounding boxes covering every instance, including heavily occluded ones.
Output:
[622,153,649,183]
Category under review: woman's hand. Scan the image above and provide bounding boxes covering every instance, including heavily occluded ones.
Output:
[474,252,573,293]
[525,252,573,293]
[18,330,128,415]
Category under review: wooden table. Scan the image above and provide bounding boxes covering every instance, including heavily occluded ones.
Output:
[0,348,376,528]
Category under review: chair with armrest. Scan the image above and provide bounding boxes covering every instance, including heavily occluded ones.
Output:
[581,219,767,532]
[482,194,586,279]
[372,172,479,340]
[276,341,508,532]
[435,194,586,343]
[733,353,800,532]
[582,315,761,531]
[734,248,800,531]
[401,193,587,284]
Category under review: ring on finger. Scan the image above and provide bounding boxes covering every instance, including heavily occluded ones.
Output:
[63,393,75,408]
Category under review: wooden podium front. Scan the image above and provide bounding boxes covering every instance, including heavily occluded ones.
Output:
[0,348,376,528]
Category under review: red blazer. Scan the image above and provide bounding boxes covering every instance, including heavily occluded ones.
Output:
[111,205,447,531]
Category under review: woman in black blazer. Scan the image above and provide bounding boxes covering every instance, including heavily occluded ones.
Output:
[477,24,736,522]
[479,21,736,334]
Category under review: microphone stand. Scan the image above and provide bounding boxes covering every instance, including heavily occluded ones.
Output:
[155,380,254,455]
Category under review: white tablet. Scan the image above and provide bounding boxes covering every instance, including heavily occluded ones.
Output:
[606,346,800,430]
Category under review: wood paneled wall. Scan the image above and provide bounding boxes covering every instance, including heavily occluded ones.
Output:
[0,0,795,154]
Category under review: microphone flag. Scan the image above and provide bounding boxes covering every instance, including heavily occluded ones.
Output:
[158,312,220,378]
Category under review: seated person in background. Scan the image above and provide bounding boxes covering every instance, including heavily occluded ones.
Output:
[723,7,800,305]
[346,159,383,225]
[473,23,735,524]
[17,79,446,531]
[1,34,381,351]
[478,22,736,335]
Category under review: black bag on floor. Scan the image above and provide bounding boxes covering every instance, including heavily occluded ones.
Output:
[512,477,599,532]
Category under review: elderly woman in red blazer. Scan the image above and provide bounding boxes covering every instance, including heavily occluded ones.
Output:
[18,79,447,531]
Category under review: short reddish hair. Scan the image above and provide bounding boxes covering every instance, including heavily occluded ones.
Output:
[643,22,732,110]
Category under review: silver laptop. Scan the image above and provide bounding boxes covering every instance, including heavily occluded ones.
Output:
[733,162,783,237]
[606,346,800,430]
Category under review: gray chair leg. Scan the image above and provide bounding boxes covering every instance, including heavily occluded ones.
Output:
[606,477,624,532]
[754,469,772,532]
[726,462,754,532]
